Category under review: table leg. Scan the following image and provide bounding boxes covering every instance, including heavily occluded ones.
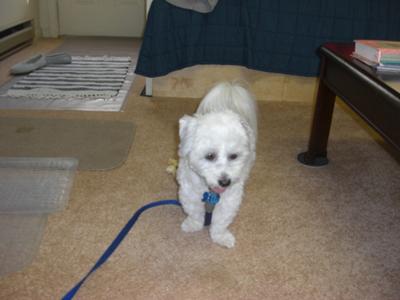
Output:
[298,73,336,166]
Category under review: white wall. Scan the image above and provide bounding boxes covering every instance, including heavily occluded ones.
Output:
[0,0,35,31]
[58,0,145,37]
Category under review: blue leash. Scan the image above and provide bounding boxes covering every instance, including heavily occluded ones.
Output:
[62,199,181,300]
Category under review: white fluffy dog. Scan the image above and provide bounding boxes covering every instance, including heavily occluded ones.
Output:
[177,82,257,248]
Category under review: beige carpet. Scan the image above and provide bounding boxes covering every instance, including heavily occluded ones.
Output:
[0,118,135,170]
[0,95,398,300]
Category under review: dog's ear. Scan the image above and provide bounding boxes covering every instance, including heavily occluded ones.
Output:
[239,118,256,153]
[178,115,197,157]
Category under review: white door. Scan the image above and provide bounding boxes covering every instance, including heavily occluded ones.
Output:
[58,0,145,37]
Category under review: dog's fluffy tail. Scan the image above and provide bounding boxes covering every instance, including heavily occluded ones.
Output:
[196,81,258,137]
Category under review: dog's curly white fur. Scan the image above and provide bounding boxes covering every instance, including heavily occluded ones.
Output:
[177,82,257,248]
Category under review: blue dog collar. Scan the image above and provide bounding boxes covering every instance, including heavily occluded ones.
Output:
[202,191,220,226]
[202,191,220,205]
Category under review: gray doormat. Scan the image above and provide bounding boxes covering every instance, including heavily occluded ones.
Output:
[0,56,135,111]
[0,118,135,170]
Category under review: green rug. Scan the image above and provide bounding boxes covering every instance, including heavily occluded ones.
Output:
[0,118,135,170]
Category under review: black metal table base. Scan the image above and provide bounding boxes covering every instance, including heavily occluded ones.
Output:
[297,152,329,167]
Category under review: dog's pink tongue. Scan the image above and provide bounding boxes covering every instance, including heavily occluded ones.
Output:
[211,187,226,194]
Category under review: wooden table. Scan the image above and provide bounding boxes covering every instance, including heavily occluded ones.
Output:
[298,42,400,166]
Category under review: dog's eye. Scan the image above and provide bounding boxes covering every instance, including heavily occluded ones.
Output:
[228,153,239,160]
[205,153,217,161]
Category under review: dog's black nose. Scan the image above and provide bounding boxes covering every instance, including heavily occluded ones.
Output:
[218,178,231,188]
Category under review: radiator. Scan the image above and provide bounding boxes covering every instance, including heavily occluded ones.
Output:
[0,21,34,59]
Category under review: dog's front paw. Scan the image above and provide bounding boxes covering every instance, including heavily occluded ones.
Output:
[211,230,235,248]
[181,217,203,233]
